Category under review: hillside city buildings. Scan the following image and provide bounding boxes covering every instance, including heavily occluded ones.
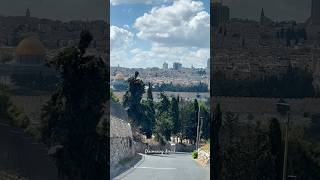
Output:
[0,9,108,124]
[0,8,108,89]
[110,64,210,102]
[211,0,320,94]
[110,66,209,89]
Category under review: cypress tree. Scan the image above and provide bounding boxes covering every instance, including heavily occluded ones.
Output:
[123,71,145,127]
[145,82,155,138]
[171,96,180,135]
[269,118,283,180]
[212,103,222,180]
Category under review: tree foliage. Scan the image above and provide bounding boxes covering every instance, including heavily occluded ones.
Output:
[142,83,155,138]
[212,65,315,98]
[217,110,320,180]
[171,96,180,135]
[123,71,145,128]
[41,30,109,180]
[212,103,222,180]
[121,72,210,143]
[158,92,170,114]
[123,72,157,138]
[269,118,283,180]
[153,82,208,92]
[181,99,198,143]
[154,112,173,141]
[0,87,30,129]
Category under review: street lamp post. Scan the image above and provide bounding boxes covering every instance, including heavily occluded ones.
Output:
[196,103,201,150]
[282,111,290,180]
[199,116,204,144]
[276,99,290,180]
[197,116,204,150]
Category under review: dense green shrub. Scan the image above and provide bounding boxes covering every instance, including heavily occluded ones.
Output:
[0,87,30,129]
[192,150,198,159]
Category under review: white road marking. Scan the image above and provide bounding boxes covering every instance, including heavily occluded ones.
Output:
[135,167,177,170]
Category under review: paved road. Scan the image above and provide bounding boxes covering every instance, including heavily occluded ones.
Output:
[113,152,210,180]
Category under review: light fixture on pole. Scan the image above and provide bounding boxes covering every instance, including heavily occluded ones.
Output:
[196,103,201,150]
[276,99,290,180]
[198,116,204,148]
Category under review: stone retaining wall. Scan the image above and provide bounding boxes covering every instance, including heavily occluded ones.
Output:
[110,137,134,166]
[197,149,210,165]
[110,115,134,167]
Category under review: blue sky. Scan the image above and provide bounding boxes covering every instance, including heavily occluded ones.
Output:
[110,0,210,68]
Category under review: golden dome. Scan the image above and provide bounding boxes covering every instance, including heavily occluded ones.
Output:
[16,37,46,56]
[115,73,125,81]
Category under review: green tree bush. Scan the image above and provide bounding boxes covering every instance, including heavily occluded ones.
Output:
[192,150,198,159]
[41,30,109,180]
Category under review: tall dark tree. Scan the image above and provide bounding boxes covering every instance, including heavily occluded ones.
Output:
[182,99,198,143]
[123,71,145,127]
[254,121,273,180]
[154,112,173,141]
[41,30,109,180]
[144,82,155,138]
[212,103,222,180]
[158,92,170,113]
[154,92,173,141]
[307,114,320,141]
[197,102,210,140]
[221,111,241,179]
[269,118,283,180]
[171,96,180,135]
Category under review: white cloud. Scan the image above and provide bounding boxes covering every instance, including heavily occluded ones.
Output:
[110,25,134,50]
[123,24,130,29]
[111,45,209,68]
[110,26,135,66]
[110,0,210,68]
[134,0,209,48]
[110,0,172,6]
[127,46,209,68]
[111,49,131,67]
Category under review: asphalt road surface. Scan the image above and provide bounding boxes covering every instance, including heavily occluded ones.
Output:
[113,152,210,180]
